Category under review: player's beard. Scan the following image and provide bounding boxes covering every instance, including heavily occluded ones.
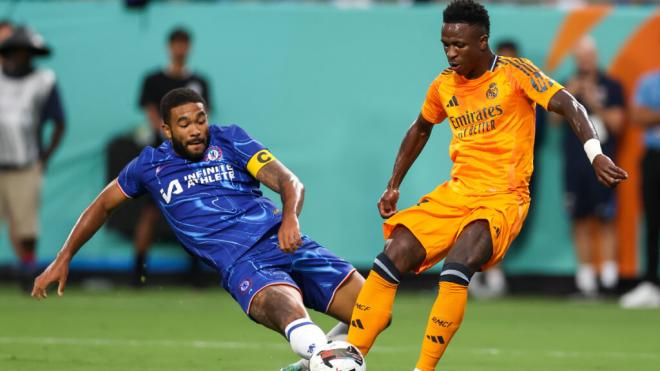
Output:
[172,135,209,162]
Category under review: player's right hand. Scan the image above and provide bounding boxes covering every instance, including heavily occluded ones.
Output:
[378,188,400,219]
[592,154,628,188]
[278,214,303,253]
[32,258,69,300]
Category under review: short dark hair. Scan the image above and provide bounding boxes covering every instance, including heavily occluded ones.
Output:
[495,39,518,53]
[160,88,206,125]
[168,27,191,44]
[443,0,490,35]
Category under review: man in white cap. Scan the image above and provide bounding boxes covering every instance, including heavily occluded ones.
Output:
[0,26,66,291]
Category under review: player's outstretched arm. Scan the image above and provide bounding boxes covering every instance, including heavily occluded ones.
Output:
[32,180,130,299]
[255,161,304,253]
[379,114,435,218]
[547,89,628,188]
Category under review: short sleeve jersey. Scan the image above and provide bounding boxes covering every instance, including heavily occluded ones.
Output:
[420,56,563,197]
[117,125,279,275]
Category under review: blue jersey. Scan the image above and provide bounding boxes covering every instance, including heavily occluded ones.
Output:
[117,124,281,275]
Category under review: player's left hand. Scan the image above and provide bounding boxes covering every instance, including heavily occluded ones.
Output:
[592,154,628,188]
[32,257,70,300]
[278,214,303,253]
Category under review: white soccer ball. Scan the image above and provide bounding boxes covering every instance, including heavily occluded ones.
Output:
[309,340,366,371]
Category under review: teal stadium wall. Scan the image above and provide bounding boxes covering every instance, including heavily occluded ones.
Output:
[0,2,654,274]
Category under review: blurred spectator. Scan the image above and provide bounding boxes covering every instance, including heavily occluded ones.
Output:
[495,40,518,58]
[0,20,13,64]
[0,26,65,290]
[620,69,660,309]
[134,27,211,286]
[562,36,624,297]
[0,20,12,42]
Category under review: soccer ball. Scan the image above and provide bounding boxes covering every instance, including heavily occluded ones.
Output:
[309,340,366,371]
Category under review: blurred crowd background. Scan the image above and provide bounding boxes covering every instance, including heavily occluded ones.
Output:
[0,0,658,308]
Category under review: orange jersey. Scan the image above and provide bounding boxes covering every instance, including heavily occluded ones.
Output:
[421,56,563,198]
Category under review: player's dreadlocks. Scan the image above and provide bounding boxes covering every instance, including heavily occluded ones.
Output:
[443,0,490,35]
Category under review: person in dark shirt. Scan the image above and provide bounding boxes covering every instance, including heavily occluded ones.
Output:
[134,27,212,286]
[139,27,211,144]
[562,36,625,297]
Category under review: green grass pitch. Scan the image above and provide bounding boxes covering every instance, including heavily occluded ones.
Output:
[1,285,658,370]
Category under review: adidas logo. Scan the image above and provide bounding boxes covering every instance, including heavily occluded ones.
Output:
[426,334,445,344]
[351,319,364,329]
[446,95,459,107]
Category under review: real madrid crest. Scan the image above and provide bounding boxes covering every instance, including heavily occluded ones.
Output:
[486,82,498,99]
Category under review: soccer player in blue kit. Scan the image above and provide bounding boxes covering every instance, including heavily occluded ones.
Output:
[32,88,364,369]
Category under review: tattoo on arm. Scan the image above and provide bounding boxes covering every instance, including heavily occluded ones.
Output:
[256,160,305,216]
[255,160,293,193]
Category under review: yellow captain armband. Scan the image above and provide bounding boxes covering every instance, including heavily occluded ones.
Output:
[247,149,277,177]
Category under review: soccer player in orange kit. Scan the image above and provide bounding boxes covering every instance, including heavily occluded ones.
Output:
[346,1,628,370]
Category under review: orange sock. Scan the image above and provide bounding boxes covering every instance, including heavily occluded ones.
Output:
[347,270,398,355]
[415,280,469,371]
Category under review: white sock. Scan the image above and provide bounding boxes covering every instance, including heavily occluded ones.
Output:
[600,260,618,289]
[288,322,348,370]
[326,322,349,342]
[285,318,328,359]
[576,264,597,295]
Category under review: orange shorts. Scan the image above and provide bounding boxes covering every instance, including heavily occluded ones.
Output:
[383,183,530,273]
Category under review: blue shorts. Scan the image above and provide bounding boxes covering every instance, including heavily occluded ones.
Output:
[564,160,616,221]
[222,233,355,317]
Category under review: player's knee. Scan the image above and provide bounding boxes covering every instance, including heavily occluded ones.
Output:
[445,252,488,272]
[448,221,492,271]
[383,228,426,273]
[250,286,306,333]
[248,290,270,320]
